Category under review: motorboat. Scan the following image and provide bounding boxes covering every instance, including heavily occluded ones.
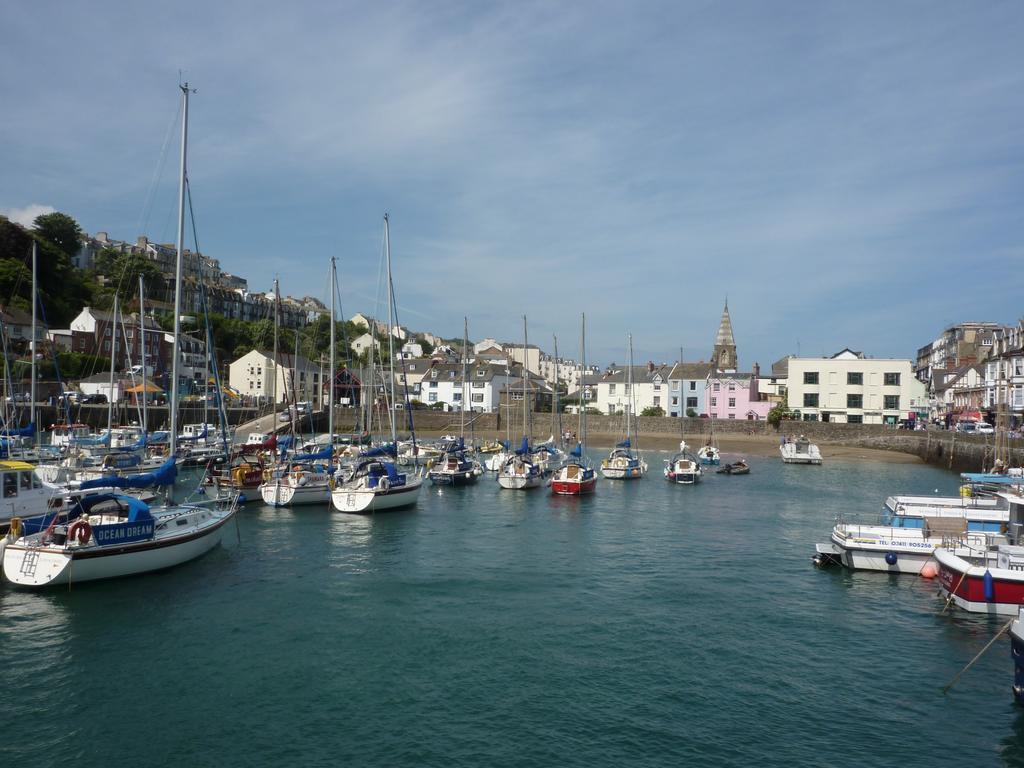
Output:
[780,435,822,464]
[717,459,750,475]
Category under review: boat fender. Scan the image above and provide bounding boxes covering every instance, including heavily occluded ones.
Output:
[9,517,22,538]
[885,552,898,566]
[984,569,995,602]
[232,467,247,485]
[263,469,273,482]
[292,470,303,484]
[298,475,308,487]
[68,520,92,545]
[379,476,390,492]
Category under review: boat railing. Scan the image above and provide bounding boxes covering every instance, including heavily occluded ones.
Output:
[939,530,1006,559]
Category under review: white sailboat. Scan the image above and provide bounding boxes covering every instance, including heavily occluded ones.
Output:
[600,333,647,480]
[3,83,236,588]
[259,258,339,506]
[497,317,544,490]
[331,214,423,513]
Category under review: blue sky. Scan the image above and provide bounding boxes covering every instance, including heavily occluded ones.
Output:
[2,1,1022,369]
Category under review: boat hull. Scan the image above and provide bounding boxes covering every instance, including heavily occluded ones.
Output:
[259,480,331,507]
[428,469,479,486]
[3,511,233,587]
[935,548,1024,615]
[331,478,422,513]
[497,473,544,490]
[1012,610,1024,705]
[550,476,597,495]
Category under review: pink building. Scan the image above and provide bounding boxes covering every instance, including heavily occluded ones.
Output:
[705,366,773,420]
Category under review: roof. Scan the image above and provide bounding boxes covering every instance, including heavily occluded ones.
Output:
[714,302,736,348]
[771,356,792,377]
[667,362,714,380]
[598,364,673,384]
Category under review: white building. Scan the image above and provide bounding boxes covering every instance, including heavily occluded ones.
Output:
[228,350,321,404]
[784,349,928,424]
[592,363,673,416]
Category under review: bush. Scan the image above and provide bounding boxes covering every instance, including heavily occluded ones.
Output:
[640,406,664,417]
[685,408,697,418]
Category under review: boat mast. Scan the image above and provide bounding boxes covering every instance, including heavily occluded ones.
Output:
[139,275,148,434]
[552,334,560,446]
[30,241,37,444]
[384,214,397,446]
[460,317,468,441]
[107,293,118,437]
[522,315,529,441]
[627,333,635,449]
[329,256,336,442]
[578,313,585,454]
[170,82,190,460]
[271,276,279,415]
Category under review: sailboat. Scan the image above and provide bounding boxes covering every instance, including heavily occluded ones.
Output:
[600,333,648,480]
[665,440,703,484]
[428,318,481,486]
[331,214,423,513]
[697,419,721,465]
[259,258,339,506]
[550,314,597,495]
[4,84,237,588]
[497,317,544,490]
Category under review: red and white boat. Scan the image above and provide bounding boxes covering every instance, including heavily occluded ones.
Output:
[935,486,1024,615]
[550,451,597,496]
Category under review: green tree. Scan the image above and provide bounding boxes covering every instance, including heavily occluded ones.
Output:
[93,248,163,297]
[32,212,82,259]
[686,407,698,417]
[641,406,664,417]
[767,393,791,429]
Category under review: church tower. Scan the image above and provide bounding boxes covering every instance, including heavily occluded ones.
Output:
[712,300,737,372]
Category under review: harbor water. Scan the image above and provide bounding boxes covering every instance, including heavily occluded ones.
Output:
[2,452,1023,766]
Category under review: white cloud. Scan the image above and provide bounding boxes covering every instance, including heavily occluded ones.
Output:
[0,203,56,228]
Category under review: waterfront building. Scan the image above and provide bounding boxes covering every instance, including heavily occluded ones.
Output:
[667,362,714,417]
[229,349,321,405]
[915,322,1004,384]
[982,319,1024,427]
[784,349,927,424]
[705,365,773,420]
[593,362,673,416]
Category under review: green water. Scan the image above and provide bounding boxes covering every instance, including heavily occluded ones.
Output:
[2,453,1022,767]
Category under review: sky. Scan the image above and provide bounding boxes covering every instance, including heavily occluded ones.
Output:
[2,0,1022,370]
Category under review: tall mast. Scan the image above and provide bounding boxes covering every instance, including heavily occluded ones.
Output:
[170,82,190,459]
[139,275,147,433]
[460,317,468,440]
[30,241,37,442]
[329,257,336,441]
[522,315,528,440]
[552,334,560,444]
[107,294,118,437]
[580,313,586,451]
[627,333,636,449]
[271,277,279,410]
[384,214,397,446]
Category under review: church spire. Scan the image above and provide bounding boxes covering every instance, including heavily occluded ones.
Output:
[712,300,737,372]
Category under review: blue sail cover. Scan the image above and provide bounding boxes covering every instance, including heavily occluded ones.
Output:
[515,436,530,456]
[0,422,35,438]
[148,431,170,444]
[82,494,156,546]
[615,438,631,449]
[570,442,583,458]
[71,431,111,446]
[360,444,397,458]
[78,457,178,490]
[291,445,333,462]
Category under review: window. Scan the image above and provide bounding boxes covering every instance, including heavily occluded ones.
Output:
[710,397,717,406]
[609,384,616,394]
[20,472,31,490]
[713,383,720,392]
[847,414,863,424]
[654,397,661,407]
[802,413,819,421]
[428,393,437,403]
[847,372,863,385]
[686,397,698,408]
[884,395,899,410]
[728,383,735,391]
[671,396,678,406]
[728,398,736,407]
[884,372,900,386]
[511,392,523,401]
[728,414,735,419]
[804,372,819,385]
[472,393,484,403]
[428,381,437,388]
[453,392,462,401]
[803,393,818,408]
[3,474,16,498]
[472,382,484,389]
[689,381,696,391]
[431,370,438,379]
[449,371,456,378]
[847,394,863,409]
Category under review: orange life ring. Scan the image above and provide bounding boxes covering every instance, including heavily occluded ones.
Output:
[68,520,92,545]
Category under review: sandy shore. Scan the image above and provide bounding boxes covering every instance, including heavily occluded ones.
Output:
[416,430,924,465]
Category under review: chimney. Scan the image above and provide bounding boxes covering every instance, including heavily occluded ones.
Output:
[137,236,148,248]
[647,361,655,373]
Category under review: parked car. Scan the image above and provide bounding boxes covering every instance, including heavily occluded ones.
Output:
[58,392,82,405]
[975,422,995,435]
[955,421,978,433]
[296,401,311,413]
[4,393,30,403]
[82,394,108,405]
[279,410,292,423]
